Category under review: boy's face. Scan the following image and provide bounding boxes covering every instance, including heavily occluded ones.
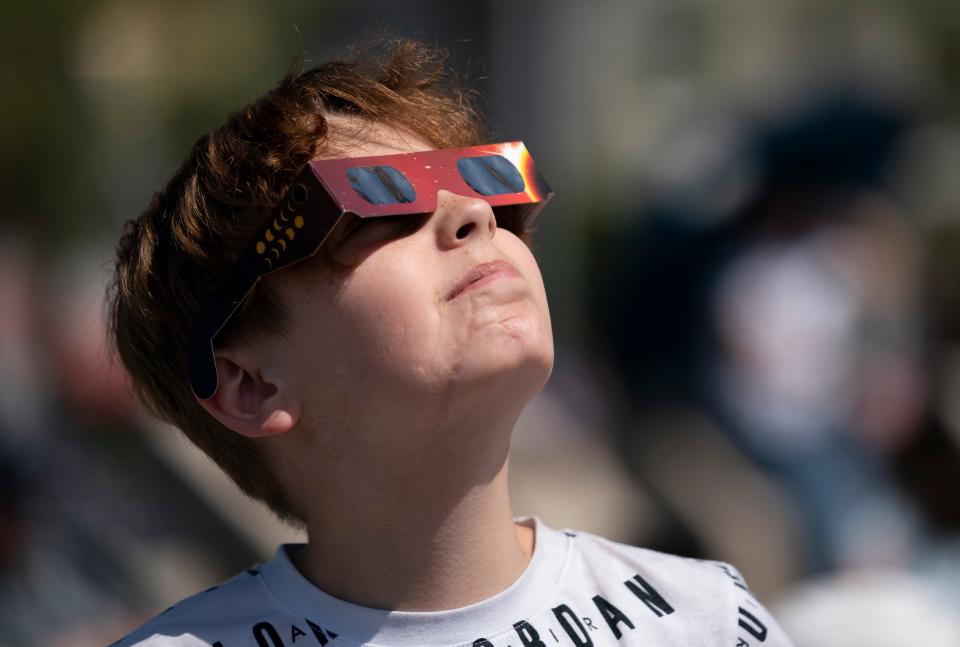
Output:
[258,118,554,453]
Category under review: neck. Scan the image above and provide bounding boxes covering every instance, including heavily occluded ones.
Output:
[295,418,534,611]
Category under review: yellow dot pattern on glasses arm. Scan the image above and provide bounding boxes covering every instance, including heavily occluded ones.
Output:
[257,211,305,269]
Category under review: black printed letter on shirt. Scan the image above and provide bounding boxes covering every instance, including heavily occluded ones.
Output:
[624,574,675,618]
[592,595,635,640]
[253,622,284,647]
[738,607,767,641]
[514,620,547,647]
[552,604,593,646]
[306,619,338,645]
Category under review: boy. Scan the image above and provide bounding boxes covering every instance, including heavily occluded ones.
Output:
[109,39,793,646]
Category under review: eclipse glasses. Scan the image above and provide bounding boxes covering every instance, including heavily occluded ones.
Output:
[188,141,554,399]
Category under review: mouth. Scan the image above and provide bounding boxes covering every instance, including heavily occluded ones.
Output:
[447,260,521,300]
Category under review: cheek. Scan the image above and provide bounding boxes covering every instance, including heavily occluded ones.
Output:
[308,254,444,380]
[501,234,551,321]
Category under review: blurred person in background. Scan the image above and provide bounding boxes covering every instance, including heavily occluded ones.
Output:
[0,232,260,647]
[705,95,927,574]
[0,242,143,645]
[597,94,928,579]
[772,207,960,644]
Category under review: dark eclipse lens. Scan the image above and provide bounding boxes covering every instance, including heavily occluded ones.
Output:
[346,166,417,205]
[457,155,526,196]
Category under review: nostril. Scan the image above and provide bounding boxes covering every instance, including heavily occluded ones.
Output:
[455,223,474,239]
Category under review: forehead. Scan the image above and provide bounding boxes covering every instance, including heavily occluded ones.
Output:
[323,115,435,159]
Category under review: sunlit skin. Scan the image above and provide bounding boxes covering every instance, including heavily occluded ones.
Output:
[197,116,555,611]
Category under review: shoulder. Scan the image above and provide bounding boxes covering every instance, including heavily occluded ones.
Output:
[109,565,274,647]
[560,525,734,596]
[558,526,795,646]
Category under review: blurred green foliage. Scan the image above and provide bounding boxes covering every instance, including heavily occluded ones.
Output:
[0,0,329,251]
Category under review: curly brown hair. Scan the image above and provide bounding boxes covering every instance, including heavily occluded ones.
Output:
[108,39,489,526]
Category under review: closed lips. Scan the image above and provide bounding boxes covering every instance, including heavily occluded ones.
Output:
[448,261,520,300]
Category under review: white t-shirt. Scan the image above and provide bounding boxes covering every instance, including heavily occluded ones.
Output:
[112,517,793,646]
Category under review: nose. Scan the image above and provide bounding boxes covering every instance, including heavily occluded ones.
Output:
[432,189,497,249]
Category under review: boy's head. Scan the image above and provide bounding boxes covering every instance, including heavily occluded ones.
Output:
[108,39,554,527]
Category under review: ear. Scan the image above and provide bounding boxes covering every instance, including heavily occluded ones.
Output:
[194,352,301,438]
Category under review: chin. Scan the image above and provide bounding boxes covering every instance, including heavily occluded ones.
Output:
[470,319,554,398]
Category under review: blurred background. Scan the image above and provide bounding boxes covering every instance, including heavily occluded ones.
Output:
[2,0,960,644]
